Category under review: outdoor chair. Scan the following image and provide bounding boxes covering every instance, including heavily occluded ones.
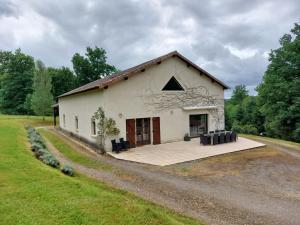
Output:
[209,131,214,134]
[119,138,130,150]
[213,133,219,145]
[200,135,209,145]
[230,132,237,142]
[219,133,225,144]
[225,132,231,143]
[215,129,219,133]
[111,139,122,153]
[200,134,204,144]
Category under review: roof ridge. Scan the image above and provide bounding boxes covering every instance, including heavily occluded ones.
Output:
[59,50,228,98]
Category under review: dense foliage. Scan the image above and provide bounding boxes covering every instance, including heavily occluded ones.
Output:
[226,23,300,142]
[225,85,264,135]
[257,23,300,142]
[0,49,34,114]
[72,46,117,86]
[48,67,76,98]
[0,46,117,115]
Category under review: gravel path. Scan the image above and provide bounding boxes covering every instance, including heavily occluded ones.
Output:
[44,129,300,225]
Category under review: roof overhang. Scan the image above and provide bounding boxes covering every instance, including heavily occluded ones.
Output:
[58,51,230,98]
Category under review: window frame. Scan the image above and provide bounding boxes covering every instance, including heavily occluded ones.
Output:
[75,116,79,131]
[91,117,96,136]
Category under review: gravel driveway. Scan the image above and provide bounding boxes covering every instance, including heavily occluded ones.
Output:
[45,129,300,225]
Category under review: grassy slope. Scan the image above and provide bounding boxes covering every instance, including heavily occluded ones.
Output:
[0,116,200,225]
[39,128,112,171]
[240,134,300,149]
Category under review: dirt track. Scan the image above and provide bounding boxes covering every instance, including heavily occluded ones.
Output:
[45,129,300,225]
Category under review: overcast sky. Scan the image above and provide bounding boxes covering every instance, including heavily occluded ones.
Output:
[0,0,299,97]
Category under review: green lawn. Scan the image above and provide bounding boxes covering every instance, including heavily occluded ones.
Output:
[38,128,112,171]
[0,116,200,225]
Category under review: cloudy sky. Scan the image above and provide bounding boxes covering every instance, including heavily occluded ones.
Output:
[0,0,299,97]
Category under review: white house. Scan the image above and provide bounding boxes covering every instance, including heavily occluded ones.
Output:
[57,51,229,152]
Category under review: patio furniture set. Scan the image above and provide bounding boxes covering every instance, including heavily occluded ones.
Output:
[200,130,237,145]
[111,138,130,153]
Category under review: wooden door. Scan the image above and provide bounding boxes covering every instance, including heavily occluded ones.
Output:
[136,118,151,146]
[126,119,136,147]
[152,117,161,145]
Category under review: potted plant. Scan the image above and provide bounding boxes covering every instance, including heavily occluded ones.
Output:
[184,133,191,141]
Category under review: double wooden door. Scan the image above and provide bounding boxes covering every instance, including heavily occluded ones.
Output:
[126,117,161,147]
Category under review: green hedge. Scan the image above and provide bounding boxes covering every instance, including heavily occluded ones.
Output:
[27,126,60,168]
[26,126,74,176]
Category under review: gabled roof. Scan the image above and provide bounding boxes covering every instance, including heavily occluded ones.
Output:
[59,51,229,98]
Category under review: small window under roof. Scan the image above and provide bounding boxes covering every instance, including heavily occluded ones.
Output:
[162,76,184,91]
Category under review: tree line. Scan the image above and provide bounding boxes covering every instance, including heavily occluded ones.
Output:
[0,46,117,117]
[226,23,300,142]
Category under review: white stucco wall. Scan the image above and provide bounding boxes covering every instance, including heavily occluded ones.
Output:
[58,57,225,151]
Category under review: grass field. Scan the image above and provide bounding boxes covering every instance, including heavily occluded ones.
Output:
[0,116,200,225]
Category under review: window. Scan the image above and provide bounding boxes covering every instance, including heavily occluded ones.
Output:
[75,116,78,130]
[63,114,66,127]
[162,76,184,91]
[91,118,96,135]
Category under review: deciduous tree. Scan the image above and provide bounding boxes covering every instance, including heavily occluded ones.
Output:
[72,46,117,86]
[31,60,54,119]
[48,67,76,98]
[0,49,34,114]
[257,23,300,141]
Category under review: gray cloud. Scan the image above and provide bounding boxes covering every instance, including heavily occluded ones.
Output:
[0,0,17,17]
[0,0,299,97]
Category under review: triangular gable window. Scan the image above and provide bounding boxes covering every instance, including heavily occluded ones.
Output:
[162,76,184,91]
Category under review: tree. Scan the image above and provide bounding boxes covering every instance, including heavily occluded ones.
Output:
[230,84,248,105]
[30,60,54,119]
[93,107,120,153]
[225,85,264,135]
[72,46,117,86]
[0,49,34,114]
[257,23,300,141]
[48,67,76,98]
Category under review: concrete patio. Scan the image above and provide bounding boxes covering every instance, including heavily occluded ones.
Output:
[107,137,265,166]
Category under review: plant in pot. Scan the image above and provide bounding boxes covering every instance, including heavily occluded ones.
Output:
[184,133,191,141]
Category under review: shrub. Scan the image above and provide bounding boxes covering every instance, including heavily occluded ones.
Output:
[31,142,43,152]
[231,122,258,135]
[231,121,243,133]
[29,134,45,147]
[26,126,60,169]
[27,128,35,136]
[243,124,258,135]
[35,148,48,158]
[40,153,60,168]
[61,165,74,176]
